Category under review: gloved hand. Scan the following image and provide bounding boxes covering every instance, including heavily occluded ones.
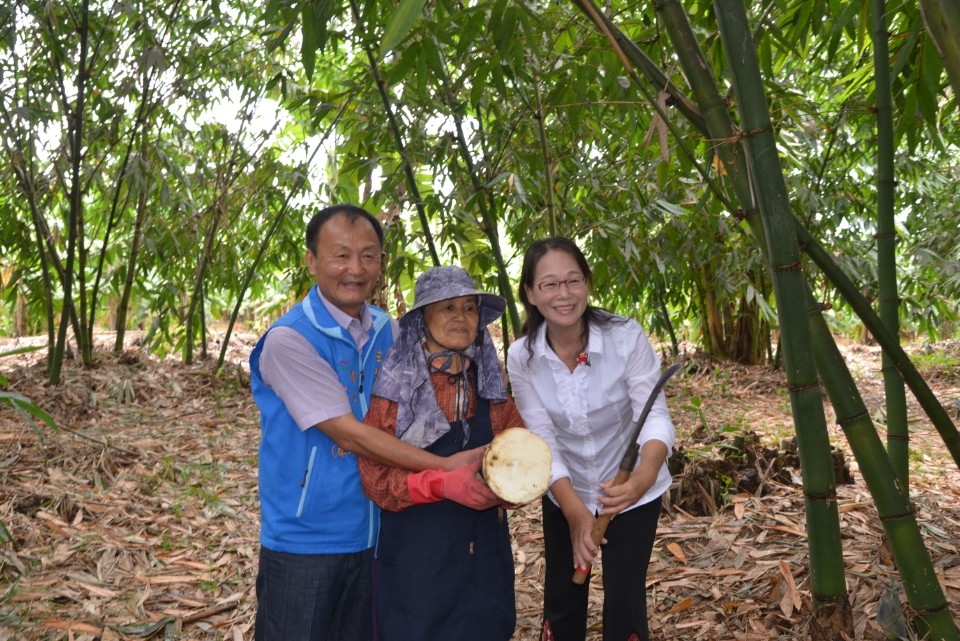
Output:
[407,456,500,510]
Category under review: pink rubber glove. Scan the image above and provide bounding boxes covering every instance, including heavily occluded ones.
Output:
[407,457,500,510]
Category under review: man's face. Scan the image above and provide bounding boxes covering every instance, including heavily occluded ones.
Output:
[305,213,382,319]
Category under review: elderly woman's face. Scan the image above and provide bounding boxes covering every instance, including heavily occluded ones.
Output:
[422,295,480,352]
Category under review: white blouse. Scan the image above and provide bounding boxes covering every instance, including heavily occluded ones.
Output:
[506,316,675,513]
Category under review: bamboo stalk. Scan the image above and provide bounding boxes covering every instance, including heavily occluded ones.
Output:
[425,32,522,338]
[349,0,442,268]
[711,3,851,637]
[870,0,911,489]
[50,0,92,382]
[919,0,960,102]
[806,279,958,640]
[797,225,960,467]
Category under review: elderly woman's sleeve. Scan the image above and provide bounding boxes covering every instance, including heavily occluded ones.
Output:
[358,396,418,512]
[491,396,526,437]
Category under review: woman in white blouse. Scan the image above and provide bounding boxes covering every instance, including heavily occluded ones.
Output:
[506,237,675,641]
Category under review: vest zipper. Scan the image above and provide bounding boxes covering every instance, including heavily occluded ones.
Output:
[296,446,318,518]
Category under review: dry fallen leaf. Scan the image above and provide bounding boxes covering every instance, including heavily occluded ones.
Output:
[1,334,959,640]
[666,541,687,564]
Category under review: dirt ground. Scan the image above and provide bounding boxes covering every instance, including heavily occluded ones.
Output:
[1,332,959,640]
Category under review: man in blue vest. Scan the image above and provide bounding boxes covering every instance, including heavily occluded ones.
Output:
[250,204,490,641]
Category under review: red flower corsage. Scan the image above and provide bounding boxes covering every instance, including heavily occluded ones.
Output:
[577,352,590,367]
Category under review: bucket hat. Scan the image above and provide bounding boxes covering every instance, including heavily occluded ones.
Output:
[401,266,506,330]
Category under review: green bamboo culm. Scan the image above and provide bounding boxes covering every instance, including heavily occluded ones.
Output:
[806,281,959,640]
[919,0,960,102]
[349,0,441,268]
[711,0,850,637]
[795,224,960,467]
[656,0,853,629]
[870,0,911,489]
[426,31,522,339]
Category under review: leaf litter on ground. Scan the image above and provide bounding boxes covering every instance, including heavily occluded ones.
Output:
[1,333,959,640]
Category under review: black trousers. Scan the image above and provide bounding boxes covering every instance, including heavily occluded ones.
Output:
[540,495,662,641]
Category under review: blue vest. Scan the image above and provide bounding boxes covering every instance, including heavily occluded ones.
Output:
[250,286,393,554]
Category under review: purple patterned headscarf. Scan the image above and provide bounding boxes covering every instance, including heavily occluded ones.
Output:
[372,266,508,449]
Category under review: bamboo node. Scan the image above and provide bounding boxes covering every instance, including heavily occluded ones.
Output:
[879,363,900,376]
[914,601,951,617]
[810,591,848,604]
[739,123,773,138]
[878,508,916,522]
[837,410,870,429]
[770,260,802,272]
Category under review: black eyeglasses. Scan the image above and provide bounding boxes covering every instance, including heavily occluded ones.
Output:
[536,277,587,293]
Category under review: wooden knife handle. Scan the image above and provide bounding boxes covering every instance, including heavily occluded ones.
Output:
[571,467,632,584]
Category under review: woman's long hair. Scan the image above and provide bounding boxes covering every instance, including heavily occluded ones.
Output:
[517,237,623,362]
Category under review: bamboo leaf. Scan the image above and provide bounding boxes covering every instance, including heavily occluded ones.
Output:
[301,2,318,79]
[420,34,444,83]
[0,345,44,359]
[379,0,428,57]
[0,4,13,50]
[826,0,864,60]
[491,2,518,56]
[108,616,176,638]
[0,346,44,387]
[918,36,945,123]
[890,21,922,81]
[2,392,59,431]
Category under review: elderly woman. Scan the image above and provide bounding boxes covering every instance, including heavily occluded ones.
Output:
[358,266,524,641]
